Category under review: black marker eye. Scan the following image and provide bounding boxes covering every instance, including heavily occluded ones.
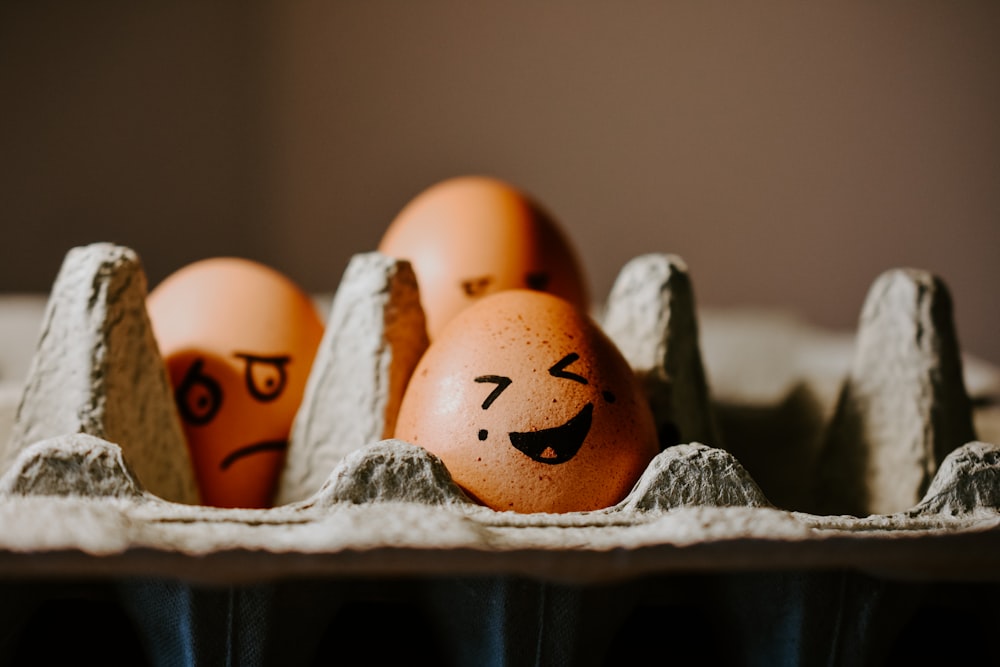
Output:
[548,353,588,385]
[235,353,290,402]
[525,271,550,291]
[461,275,494,298]
[176,359,223,426]
[474,375,512,409]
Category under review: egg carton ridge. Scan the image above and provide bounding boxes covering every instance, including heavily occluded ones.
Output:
[0,243,996,567]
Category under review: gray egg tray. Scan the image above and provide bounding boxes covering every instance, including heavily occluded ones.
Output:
[1,243,999,666]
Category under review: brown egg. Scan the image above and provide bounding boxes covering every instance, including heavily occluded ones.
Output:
[378,175,589,339]
[147,258,324,508]
[394,290,658,513]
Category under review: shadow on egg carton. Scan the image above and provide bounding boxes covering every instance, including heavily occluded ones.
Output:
[1,242,999,666]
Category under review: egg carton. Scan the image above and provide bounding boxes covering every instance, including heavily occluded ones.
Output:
[1,243,999,666]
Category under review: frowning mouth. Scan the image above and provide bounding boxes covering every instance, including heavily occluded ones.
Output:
[220,440,288,470]
[508,403,593,465]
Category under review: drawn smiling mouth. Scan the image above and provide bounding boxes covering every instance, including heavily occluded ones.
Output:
[508,403,593,465]
[220,440,288,471]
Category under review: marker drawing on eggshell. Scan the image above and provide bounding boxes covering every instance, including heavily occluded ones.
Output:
[473,352,617,466]
[461,275,494,297]
[525,271,550,291]
[509,402,594,465]
[175,359,223,426]
[146,256,324,508]
[392,289,658,513]
[234,353,290,403]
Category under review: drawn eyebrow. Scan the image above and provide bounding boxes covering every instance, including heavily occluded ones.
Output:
[474,375,512,409]
[461,275,494,297]
[233,353,291,364]
[548,353,588,384]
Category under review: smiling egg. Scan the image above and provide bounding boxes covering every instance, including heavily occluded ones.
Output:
[147,258,324,508]
[393,290,658,513]
[378,176,589,339]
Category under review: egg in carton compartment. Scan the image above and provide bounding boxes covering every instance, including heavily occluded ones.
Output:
[0,243,999,666]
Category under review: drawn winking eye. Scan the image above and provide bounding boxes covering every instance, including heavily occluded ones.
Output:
[525,271,550,291]
[474,374,511,409]
[548,353,588,385]
[461,275,494,298]
[235,353,291,402]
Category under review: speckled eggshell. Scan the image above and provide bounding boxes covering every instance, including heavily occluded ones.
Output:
[147,258,324,508]
[378,176,589,339]
[393,290,659,513]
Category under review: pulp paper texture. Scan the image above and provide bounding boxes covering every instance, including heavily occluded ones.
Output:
[0,245,998,585]
[602,253,722,450]
[276,253,428,505]
[3,244,198,505]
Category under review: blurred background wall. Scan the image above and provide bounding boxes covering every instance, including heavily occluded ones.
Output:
[2,1,998,364]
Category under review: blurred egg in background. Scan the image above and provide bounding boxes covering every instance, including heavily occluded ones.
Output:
[1,2,999,366]
[379,175,589,338]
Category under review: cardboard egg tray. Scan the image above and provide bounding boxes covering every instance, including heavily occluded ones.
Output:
[1,243,999,666]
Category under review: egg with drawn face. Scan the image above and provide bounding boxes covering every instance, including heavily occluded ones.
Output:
[147,258,324,508]
[394,290,658,513]
[378,176,589,339]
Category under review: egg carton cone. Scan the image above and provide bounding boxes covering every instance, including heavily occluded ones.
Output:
[1,243,999,666]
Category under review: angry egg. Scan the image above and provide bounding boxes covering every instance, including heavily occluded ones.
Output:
[147,258,324,508]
